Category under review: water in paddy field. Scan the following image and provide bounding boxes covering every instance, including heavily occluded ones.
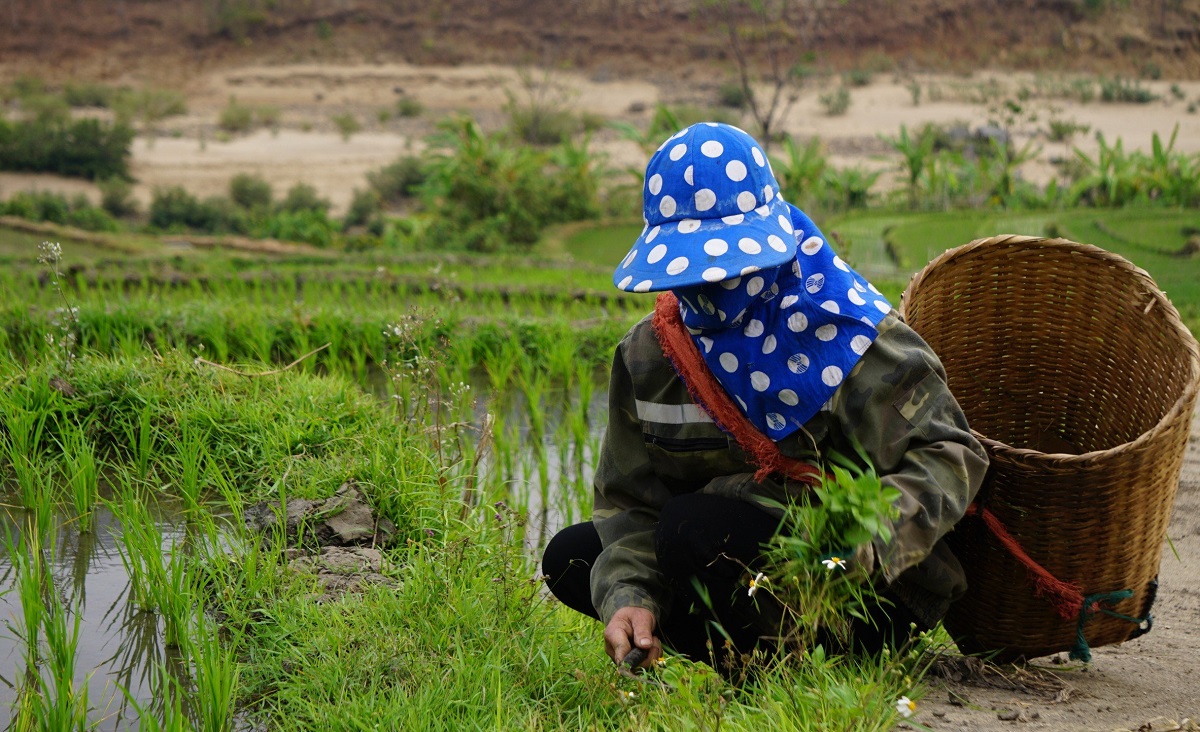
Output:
[0,374,611,729]
[366,364,612,551]
[0,499,192,731]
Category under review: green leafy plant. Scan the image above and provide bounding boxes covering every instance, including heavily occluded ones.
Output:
[219,96,255,133]
[773,136,827,206]
[1099,77,1158,104]
[395,95,424,118]
[229,172,274,211]
[0,117,133,180]
[766,444,901,649]
[367,155,428,204]
[331,112,361,141]
[819,86,851,116]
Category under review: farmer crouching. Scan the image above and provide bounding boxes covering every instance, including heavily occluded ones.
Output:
[542,123,988,674]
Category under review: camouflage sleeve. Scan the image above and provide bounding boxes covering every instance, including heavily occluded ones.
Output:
[589,335,675,624]
[828,312,989,585]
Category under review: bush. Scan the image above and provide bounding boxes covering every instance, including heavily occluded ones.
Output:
[331,113,361,141]
[279,183,331,215]
[1047,118,1091,143]
[842,69,872,88]
[1099,77,1158,104]
[98,177,138,217]
[396,96,423,118]
[421,117,602,252]
[256,209,336,247]
[0,117,134,180]
[0,190,117,232]
[1,191,70,224]
[368,156,427,204]
[229,173,273,210]
[504,102,580,145]
[343,188,382,230]
[219,96,256,133]
[63,81,117,108]
[112,88,188,129]
[819,87,852,116]
[150,187,208,231]
[717,81,752,109]
[65,205,119,232]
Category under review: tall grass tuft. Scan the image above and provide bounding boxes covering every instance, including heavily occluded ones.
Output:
[59,425,101,532]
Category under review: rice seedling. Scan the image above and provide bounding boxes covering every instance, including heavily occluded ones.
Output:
[176,419,210,514]
[3,524,48,689]
[35,581,91,731]
[57,425,101,532]
[186,608,240,732]
[115,401,157,482]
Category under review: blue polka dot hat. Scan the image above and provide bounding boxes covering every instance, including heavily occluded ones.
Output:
[614,122,795,293]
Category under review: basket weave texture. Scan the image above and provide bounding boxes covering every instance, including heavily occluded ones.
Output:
[899,235,1200,660]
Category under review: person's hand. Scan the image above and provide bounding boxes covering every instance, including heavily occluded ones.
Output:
[604,606,662,669]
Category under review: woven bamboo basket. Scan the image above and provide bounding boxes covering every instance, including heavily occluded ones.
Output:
[899,235,1200,661]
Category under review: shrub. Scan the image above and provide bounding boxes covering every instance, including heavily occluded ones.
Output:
[421,117,602,252]
[279,183,331,215]
[395,96,423,118]
[257,209,336,247]
[842,69,872,88]
[113,88,188,129]
[149,187,251,234]
[331,113,361,141]
[1047,118,1091,143]
[65,205,119,232]
[0,117,133,180]
[149,186,205,231]
[219,96,255,133]
[229,173,273,210]
[1099,77,1158,104]
[63,81,117,108]
[819,86,851,116]
[504,99,579,145]
[368,156,427,204]
[717,81,752,109]
[0,190,118,232]
[98,176,139,217]
[343,188,382,230]
[1,191,70,224]
[209,0,268,39]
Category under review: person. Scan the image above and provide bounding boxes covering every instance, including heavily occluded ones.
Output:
[541,122,988,674]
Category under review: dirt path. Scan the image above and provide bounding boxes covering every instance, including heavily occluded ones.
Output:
[918,405,1200,732]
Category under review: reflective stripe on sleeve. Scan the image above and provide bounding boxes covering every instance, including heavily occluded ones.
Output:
[634,399,714,425]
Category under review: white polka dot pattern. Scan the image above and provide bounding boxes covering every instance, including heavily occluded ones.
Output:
[674,202,894,437]
[613,122,796,292]
[617,123,894,439]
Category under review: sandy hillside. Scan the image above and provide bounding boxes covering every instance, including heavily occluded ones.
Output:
[2,62,1200,215]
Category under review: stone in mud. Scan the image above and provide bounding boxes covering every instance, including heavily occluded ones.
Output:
[245,482,396,548]
[289,545,395,603]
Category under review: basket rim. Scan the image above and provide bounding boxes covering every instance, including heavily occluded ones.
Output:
[900,234,1200,465]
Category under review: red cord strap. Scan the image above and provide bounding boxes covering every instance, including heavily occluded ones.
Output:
[652,292,822,486]
[964,503,1084,621]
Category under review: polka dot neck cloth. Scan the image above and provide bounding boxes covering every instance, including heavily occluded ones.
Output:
[614,122,796,293]
[676,204,893,438]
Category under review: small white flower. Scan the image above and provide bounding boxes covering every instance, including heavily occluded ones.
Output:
[896,696,916,719]
[822,556,847,571]
[747,572,767,597]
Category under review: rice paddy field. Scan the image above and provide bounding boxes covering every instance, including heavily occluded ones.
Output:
[0,206,1197,730]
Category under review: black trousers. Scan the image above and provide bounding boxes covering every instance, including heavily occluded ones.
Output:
[542,493,925,672]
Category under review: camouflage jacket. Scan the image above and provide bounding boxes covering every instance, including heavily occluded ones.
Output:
[590,310,990,628]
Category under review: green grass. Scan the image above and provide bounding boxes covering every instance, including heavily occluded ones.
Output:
[1,344,926,730]
[3,203,1195,728]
